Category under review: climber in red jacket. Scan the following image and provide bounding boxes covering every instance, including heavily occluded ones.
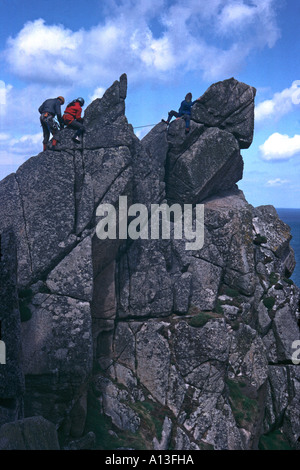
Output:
[63,97,86,143]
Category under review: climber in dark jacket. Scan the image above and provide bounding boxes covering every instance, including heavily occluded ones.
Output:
[162,93,200,133]
[39,96,65,151]
[62,97,85,144]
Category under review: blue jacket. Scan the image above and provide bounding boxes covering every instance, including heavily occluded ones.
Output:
[178,99,197,115]
[39,98,62,120]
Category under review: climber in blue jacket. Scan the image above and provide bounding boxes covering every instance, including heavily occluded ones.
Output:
[39,96,65,151]
[162,93,200,133]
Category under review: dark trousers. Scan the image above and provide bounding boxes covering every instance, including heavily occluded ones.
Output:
[168,110,191,129]
[65,119,85,137]
[40,113,60,144]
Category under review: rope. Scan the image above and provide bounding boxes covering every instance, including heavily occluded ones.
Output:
[133,123,157,129]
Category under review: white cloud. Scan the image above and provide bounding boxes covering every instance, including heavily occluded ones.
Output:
[5,19,82,84]
[12,18,80,55]
[0,80,13,115]
[3,0,281,86]
[0,0,282,174]
[218,2,257,32]
[0,131,43,166]
[89,87,106,103]
[0,133,10,141]
[255,80,300,122]
[0,79,74,169]
[260,132,300,161]
[266,178,290,186]
[136,33,176,71]
[9,133,43,147]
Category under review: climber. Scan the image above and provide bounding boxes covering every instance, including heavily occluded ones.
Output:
[39,96,65,151]
[162,93,200,133]
[62,97,86,144]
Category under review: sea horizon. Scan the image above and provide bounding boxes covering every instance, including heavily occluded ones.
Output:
[276,208,300,287]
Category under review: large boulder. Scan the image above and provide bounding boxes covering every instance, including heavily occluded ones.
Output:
[192,77,256,149]
[166,126,243,204]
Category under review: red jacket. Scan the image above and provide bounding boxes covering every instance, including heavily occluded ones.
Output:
[63,101,82,122]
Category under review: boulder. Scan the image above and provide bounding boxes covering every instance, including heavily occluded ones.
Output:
[192,77,256,149]
[166,126,243,204]
[0,416,59,450]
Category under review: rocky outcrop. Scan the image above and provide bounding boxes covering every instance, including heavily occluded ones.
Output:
[0,416,59,450]
[0,74,299,450]
[191,77,256,149]
[165,77,255,204]
[166,125,243,204]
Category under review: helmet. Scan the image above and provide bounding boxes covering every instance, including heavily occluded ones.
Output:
[77,97,85,106]
[57,96,65,104]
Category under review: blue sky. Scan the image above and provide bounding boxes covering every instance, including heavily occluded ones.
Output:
[0,0,300,208]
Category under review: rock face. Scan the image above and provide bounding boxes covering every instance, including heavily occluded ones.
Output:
[0,230,24,426]
[0,416,59,450]
[0,74,299,450]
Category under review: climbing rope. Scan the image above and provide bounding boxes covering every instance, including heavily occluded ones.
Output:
[133,123,157,129]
